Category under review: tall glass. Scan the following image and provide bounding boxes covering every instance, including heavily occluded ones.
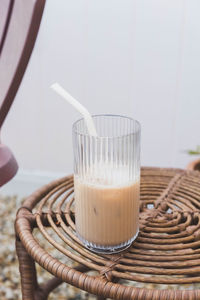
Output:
[73,115,141,254]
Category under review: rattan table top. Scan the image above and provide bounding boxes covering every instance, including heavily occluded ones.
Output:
[15,167,200,300]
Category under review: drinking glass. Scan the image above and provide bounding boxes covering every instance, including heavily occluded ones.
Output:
[73,114,141,253]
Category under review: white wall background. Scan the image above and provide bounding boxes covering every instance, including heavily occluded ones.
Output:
[1,0,200,196]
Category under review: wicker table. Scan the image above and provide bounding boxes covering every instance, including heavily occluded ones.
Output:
[15,167,200,300]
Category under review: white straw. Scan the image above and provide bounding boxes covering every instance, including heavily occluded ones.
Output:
[51,83,97,136]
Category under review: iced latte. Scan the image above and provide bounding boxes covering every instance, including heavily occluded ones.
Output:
[73,115,141,253]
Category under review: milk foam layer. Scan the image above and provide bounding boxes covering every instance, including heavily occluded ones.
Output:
[77,163,139,186]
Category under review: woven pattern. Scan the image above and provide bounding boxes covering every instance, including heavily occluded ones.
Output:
[15,168,200,300]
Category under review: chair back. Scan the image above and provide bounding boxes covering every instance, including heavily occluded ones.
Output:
[0,0,46,186]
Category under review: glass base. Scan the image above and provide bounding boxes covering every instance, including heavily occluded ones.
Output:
[77,231,139,254]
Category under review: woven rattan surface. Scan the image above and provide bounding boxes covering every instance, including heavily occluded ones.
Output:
[15,167,200,300]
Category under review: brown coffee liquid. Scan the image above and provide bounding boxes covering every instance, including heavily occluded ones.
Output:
[74,173,139,246]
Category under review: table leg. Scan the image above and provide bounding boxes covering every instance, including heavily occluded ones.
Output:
[16,237,38,300]
[16,237,64,300]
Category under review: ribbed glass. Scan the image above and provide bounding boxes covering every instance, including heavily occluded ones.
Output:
[73,114,141,254]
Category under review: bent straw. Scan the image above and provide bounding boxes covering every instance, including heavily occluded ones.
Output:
[51,83,97,136]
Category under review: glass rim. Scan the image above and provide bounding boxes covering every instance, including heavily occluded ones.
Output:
[72,114,141,139]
